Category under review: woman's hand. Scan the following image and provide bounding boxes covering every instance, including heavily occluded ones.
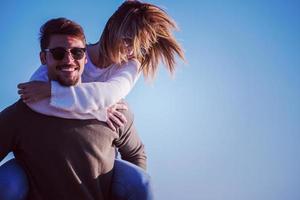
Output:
[106,101,128,131]
[17,81,51,103]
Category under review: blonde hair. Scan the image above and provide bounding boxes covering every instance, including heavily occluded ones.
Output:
[97,0,185,79]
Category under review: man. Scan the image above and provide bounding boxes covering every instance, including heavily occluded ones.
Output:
[0,18,147,200]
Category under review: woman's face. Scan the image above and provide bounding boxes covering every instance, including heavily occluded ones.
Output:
[122,37,134,58]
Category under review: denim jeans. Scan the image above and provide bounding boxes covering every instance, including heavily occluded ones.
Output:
[0,159,28,200]
[112,159,154,200]
[0,158,153,200]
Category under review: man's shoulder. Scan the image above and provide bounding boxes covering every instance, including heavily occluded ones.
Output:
[0,100,26,121]
[116,103,135,134]
[1,100,24,113]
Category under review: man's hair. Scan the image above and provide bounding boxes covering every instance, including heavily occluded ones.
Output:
[98,0,185,80]
[39,17,86,50]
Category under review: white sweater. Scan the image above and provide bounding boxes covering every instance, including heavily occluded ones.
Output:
[28,53,141,121]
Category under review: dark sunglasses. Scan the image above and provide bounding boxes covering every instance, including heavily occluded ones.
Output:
[44,47,86,61]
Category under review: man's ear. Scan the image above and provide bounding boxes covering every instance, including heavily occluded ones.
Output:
[84,56,87,65]
[40,51,46,65]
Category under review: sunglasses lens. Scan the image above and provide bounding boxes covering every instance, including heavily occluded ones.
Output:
[50,48,66,60]
[48,47,85,60]
[70,48,85,60]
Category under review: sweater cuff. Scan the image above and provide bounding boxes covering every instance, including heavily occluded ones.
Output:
[50,81,74,111]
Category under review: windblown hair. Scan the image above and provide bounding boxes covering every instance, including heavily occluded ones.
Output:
[40,17,86,50]
[98,0,185,79]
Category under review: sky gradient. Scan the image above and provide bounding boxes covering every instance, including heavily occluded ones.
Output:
[1,1,300,199]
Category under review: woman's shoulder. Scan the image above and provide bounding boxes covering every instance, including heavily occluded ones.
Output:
[84,47,106,74]
[121,58,141,71]
[86,44,99,65]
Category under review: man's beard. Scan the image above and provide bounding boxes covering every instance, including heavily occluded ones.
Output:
[55,64,81,86]
[57,76,80,86]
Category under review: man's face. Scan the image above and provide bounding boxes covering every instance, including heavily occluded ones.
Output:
[40,34,87,86]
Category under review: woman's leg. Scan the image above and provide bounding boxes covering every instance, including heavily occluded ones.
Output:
[111,159,154,200]
[0,159,29,200]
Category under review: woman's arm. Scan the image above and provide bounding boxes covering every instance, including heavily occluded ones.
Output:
[50,60,140,113]
[30,64,48,81]
[18,65,50,103]
[18,60,140,121]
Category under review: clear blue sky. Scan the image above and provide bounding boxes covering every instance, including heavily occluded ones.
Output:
[1,1,300,200]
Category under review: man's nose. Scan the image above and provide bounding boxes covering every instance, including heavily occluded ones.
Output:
[62,51,75,63]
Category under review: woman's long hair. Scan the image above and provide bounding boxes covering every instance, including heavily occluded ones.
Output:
[98,0,185,79]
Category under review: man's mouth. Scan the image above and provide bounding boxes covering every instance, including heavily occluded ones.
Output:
[57,65,79,72]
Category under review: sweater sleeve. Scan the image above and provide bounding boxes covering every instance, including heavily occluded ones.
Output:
[28,65,108,121]
[0,104,18,161]
[114,105,147,170]
[50,60,140,113]
[28,60,140,121]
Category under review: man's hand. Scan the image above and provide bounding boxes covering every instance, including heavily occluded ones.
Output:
[17,81,51,103]
[106,101,128,131]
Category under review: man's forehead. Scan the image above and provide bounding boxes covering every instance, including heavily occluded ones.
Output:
[48,34,85,48]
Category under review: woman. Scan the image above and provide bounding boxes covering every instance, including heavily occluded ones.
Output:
[0,1,184,199]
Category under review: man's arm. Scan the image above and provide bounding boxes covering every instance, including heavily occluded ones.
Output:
[0,103,18,161]
[114,105,147,170]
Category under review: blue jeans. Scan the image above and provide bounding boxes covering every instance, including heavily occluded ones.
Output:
[0,158,153,200]
[0,159,28,200]
[112,159,154,200]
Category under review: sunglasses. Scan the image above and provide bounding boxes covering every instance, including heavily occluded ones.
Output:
[44,47,86,61]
